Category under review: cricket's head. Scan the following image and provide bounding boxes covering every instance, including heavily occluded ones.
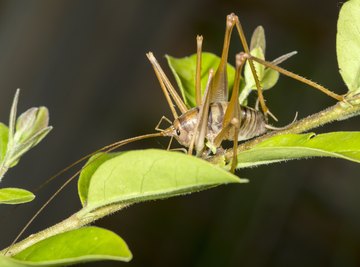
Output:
[161,107,199,147]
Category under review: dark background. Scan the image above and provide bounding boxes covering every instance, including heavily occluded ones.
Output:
[1,0,359,266]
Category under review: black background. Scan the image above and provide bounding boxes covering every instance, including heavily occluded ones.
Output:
[1,1,360,266]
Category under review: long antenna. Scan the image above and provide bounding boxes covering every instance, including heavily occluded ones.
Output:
[8,132,164,252]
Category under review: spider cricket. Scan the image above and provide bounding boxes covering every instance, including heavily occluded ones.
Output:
[7,13,345,252]
[145,13,344,172]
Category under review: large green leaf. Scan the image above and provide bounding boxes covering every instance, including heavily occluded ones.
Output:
[0,256,27,267]
[0,188,35,205]
[166,52,236,108]
[0,123,9,163]
[6,227,132,266]
[337,0,360,93]
[81,149,243,211]
[236,132,360,168]
[78,153,119,206]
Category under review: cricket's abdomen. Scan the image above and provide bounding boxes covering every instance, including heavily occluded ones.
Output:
[207,101,267,142]
[174,101,267,148]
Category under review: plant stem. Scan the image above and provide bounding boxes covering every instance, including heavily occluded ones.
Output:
[220,93,360,162]
[2,94,360,257]
[1,203,128,256]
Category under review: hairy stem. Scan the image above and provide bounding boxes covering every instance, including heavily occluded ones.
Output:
[220,93,360,162]
[1,204,128,256]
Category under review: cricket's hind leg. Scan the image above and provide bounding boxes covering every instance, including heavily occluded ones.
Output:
[243,49,345,102]
[231,14,272,120]
[213,53,247,173]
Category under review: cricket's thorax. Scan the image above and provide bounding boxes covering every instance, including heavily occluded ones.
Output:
[172,101,267,147]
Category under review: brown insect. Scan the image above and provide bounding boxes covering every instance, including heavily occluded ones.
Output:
[145,13,343,172]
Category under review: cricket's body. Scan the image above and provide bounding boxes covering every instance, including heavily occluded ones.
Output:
[147,12,342,171]
[168,101,267,149]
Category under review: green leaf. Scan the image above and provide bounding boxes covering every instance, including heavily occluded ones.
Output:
[78,153,119,206]
[15,107,49,144]
[7,126,52,168]
[2,90,52,171]
[262,67,280,90]
[236,132,360,168]
[166,52,236,108]
[9,227,131,266]
[0,188,35,204]
[0,256,27,267]
[243,46,279,91]
[81,149,244,211]
[239,34,279,104]
[337,0,360,92]
[250,26,266,52]
[0,123,9,163]
[8,90,20,146]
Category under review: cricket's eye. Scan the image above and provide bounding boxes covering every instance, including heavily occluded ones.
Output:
[176,128,181,136]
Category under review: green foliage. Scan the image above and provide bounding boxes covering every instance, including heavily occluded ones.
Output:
[166,52,236,108]
[5,105,51,169]
[0,90,51,206]
[80,149,243,211]
[250,25,266,52]
[78,153,119,206]
[0,188,35,204]
[236,132,360,168]
[0,123,9,163]
[0,90,52,187]
[240,26,280,104]
[337,0,360,93]
[2,3,360,266]
[3,227,131,266]
[0,256,25,267]
[14,107,50,148]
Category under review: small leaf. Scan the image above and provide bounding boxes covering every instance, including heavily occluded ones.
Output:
[236,132,360,168]
[0,123,9,163]
[15,108,38,143]
[166,53,236,108]
[7,126,52,166]
[2,90,52,172]
[244,47,265,90]
[262,68,280,90]
[14,107,50,145]
[0,188,35,204]
[239,46,267,104]
[337,0,360,92]
[11,227,132,266]
[81,149,244,211]
[8,90,20,146]
[250,26,266,53]
[78,153,119,206]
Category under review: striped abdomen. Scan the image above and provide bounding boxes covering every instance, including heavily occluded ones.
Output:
[207,101,267,143]
[173,101,267,148]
